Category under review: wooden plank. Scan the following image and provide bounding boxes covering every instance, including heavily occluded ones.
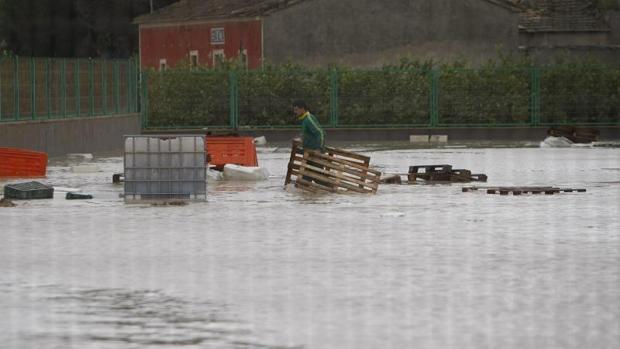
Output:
[301,162,378,190]
[302,153,379,183]
[305,150,382,176]
[305,155,379,181]
[302,155,380,181]
[324,146,370,163]
[299,166,374,193]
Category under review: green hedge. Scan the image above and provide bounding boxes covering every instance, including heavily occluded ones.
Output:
[147,69,230,127]
[143,60,620,128]
[338,68,431,125]
[540,65,620,124]
[438,68,531,125]
[237,67,330,127]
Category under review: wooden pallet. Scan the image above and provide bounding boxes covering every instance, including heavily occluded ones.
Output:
[285,140,381,194]
[408,165,487,183]
[462,186,586,195]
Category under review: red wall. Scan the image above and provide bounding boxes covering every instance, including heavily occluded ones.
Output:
[139,20,262,70]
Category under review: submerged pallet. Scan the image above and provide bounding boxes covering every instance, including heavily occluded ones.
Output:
[381,164,487,184]
[462,186,586,195]
[285,140,381,194]
[409,165,488,183]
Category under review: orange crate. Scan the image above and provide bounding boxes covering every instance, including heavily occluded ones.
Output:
[0,147,48,179]
[206,137,258,169]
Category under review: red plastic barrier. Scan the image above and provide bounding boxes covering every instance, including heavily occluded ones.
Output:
[206,137,258,170]
[0,147,48,179]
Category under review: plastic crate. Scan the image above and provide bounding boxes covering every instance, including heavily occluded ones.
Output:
[0,147,48,179]
[4,181,54,200]
[124,135,207,201]
[206,136,258,170]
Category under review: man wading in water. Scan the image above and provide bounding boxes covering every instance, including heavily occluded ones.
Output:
[293,99,327,185]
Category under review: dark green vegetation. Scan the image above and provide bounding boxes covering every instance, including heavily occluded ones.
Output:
[0,0,175,58]
[144,57,620,128]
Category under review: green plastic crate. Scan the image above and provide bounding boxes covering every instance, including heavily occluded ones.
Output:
[4,182,54,200]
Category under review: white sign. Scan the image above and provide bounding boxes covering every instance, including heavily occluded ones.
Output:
[211,28,225,44]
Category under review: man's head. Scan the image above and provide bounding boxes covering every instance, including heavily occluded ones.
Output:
[292,99,308,117]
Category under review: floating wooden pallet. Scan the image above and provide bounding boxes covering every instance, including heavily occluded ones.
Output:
[285,140,381,194]
[380,164,487,184]
[409,165,488,183]
[462,186,586,195]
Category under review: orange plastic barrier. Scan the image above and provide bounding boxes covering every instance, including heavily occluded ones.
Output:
[0,147,48,179]
[206,137,258,169]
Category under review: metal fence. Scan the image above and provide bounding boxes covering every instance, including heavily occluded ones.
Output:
[142,66,620,129]
[0,56,139,122]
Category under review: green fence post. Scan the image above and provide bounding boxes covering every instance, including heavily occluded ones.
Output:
[46,58,51,119]
[89,59,94,116]
[228,70,238,129]
[114,60,120,114]
[30,57,36,120]
[102,60,107,115]
[75,58,81,117]
[132,58,138,113]
[61,58,67,118]
[14,56,19,120]
[141,72,149,129]
[329,69,339,127]
[125,60,130,113]
[530,67,541,126]
[430,68,439,127]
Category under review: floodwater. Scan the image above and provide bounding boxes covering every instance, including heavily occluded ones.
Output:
[1,144,619,349]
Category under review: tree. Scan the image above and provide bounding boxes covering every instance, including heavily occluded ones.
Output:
[0,0,177,57]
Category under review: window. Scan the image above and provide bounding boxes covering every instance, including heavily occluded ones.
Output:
[213,49,225,67]
[159,58,167,71]
[189,50,199,68]
[211,28,225,45]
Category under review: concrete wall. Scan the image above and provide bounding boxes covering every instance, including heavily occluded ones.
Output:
[263,0,520,67]
[0,114,141,157]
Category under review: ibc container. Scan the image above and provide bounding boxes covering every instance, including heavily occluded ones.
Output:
[124,135,207,202]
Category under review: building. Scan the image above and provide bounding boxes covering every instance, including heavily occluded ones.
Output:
[134,0,620,69]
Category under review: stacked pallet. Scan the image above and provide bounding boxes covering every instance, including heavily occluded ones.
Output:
[285,140,380,194]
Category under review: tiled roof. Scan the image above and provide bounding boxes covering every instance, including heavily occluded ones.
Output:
[515,0,609,32]
[134,0,306,24]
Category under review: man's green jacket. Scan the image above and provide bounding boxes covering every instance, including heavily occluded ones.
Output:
[299,112,325,150]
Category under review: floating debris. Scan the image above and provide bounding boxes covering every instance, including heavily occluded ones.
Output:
[548,126,599,144]
[408,165,487,183]
[380,174,402,185]
[462,186,586,195]
[112,173,124,184]
[285,140,381,194]
[150,201,188,207]
[0,198,16,207]
[66,192,93,200]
